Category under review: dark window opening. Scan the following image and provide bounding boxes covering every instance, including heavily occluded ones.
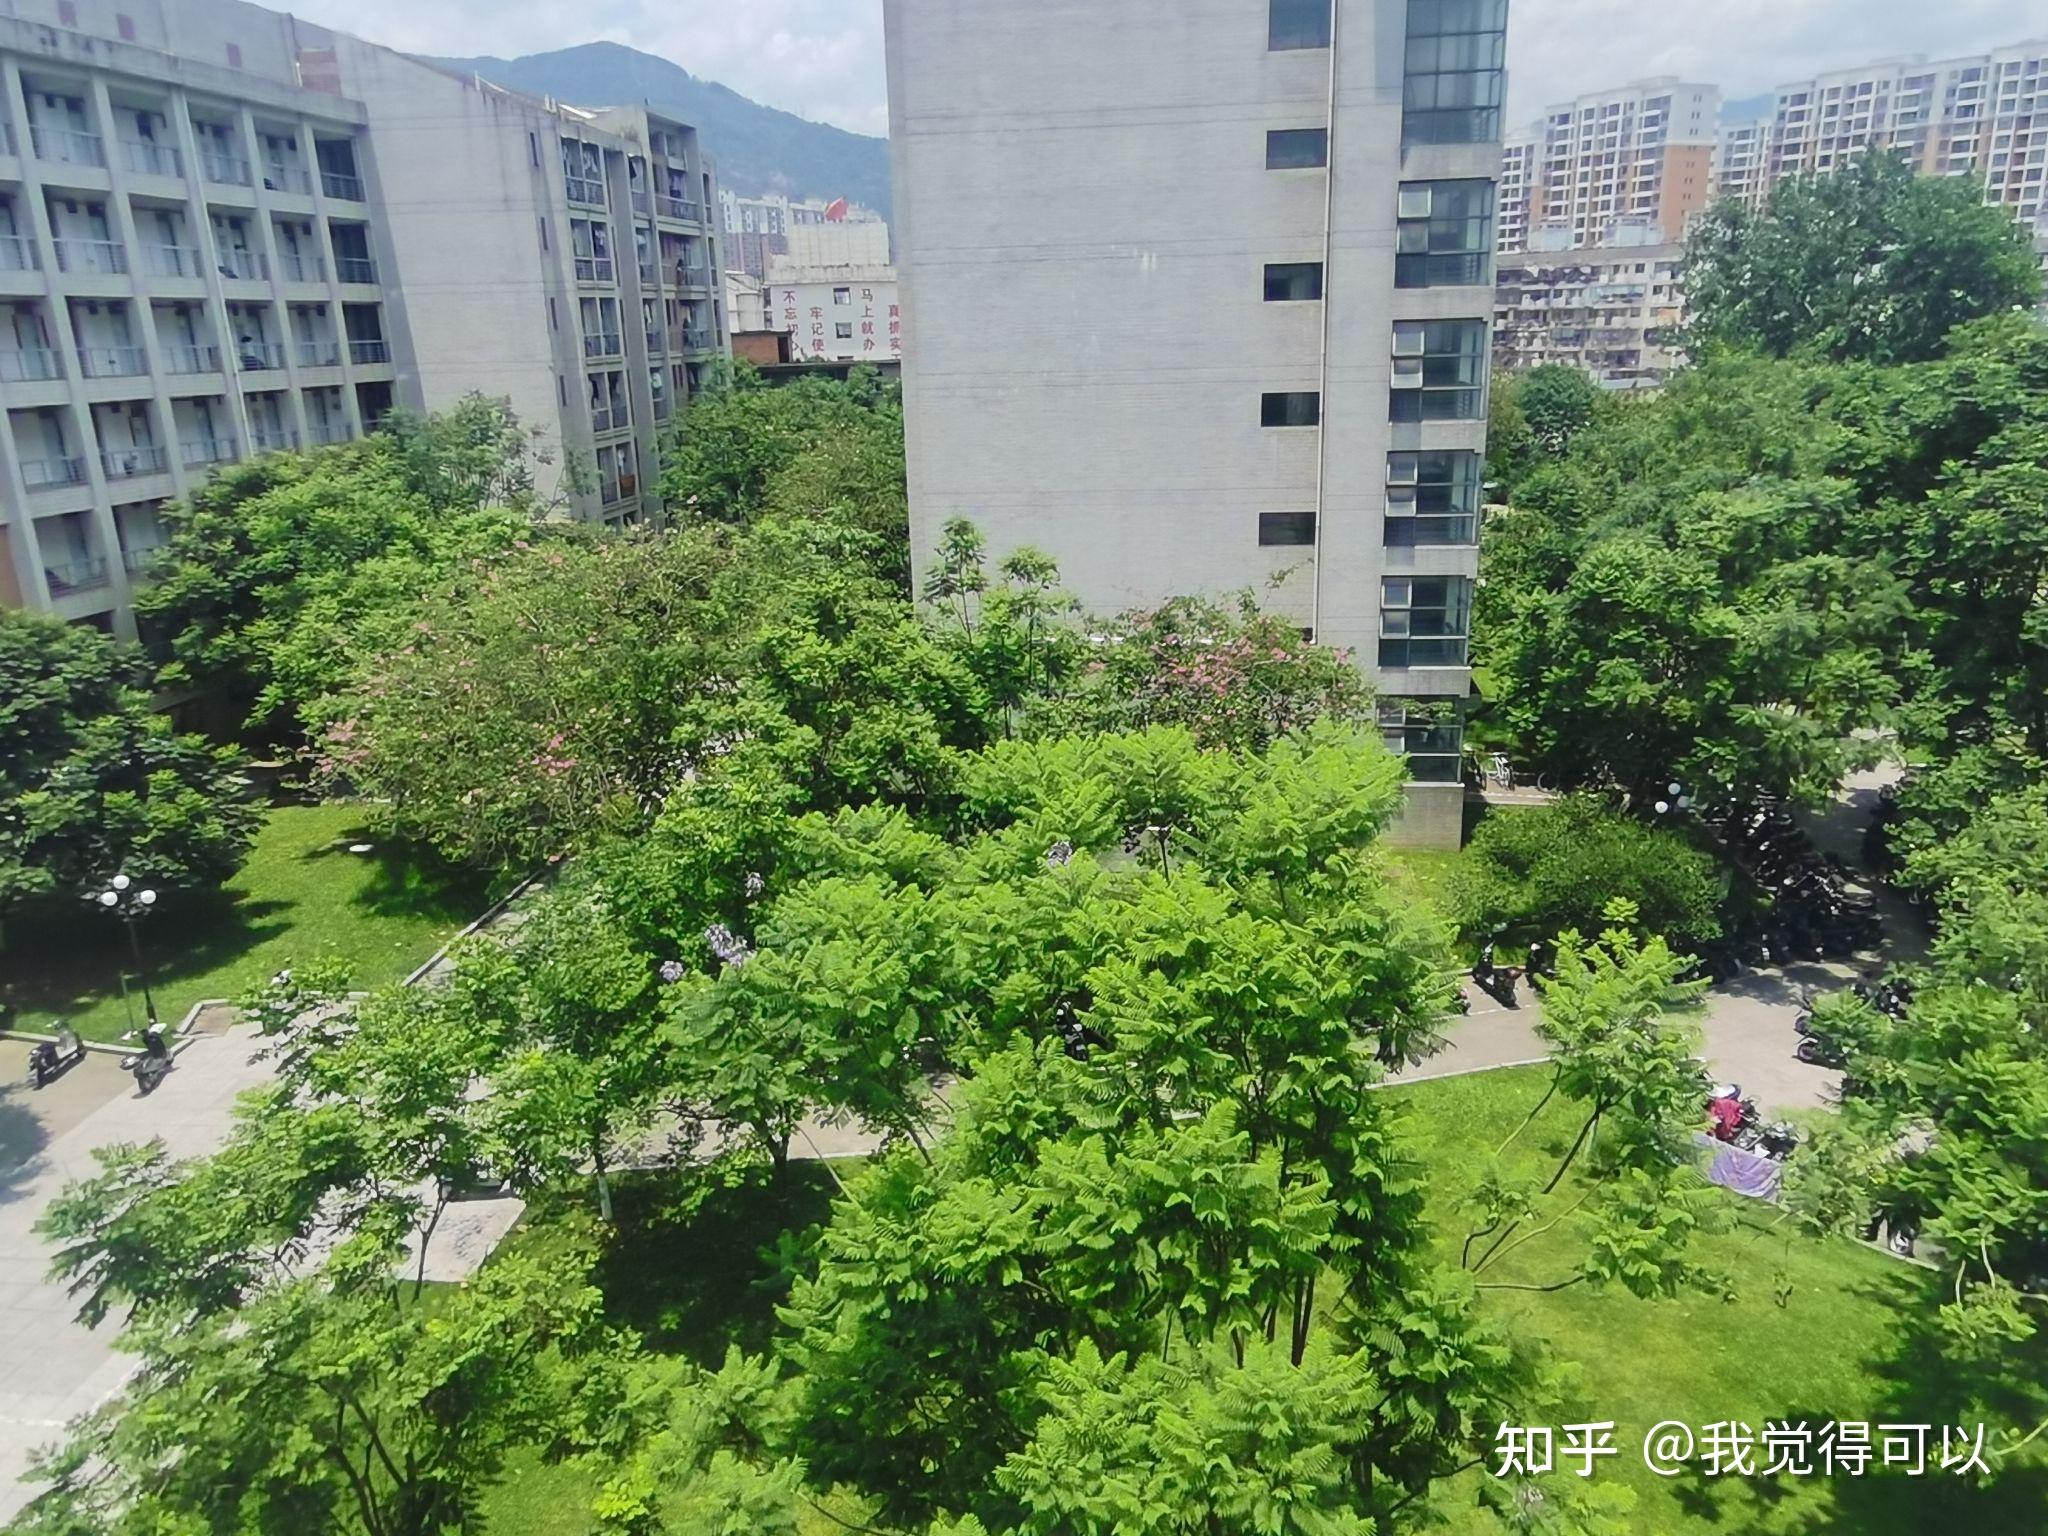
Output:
[1264,261,1324,302]
[1261,391,1321,427]
[1270,0,1333,50]
[1266,128,1329,169]
[1260,512,1317,546]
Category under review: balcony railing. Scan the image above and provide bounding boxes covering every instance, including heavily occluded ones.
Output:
[77,344,149,377]
[250,424,300,452]
[21,455,87,489]
[629,186,651,214]
[320,170,364,201]
[31,125,105,167]
[0,346,63,382]
[53,238,127,275]
[102,443,169,479]
[297,340,342,368]
[348,338,390,365]
[309,420,352,446]
[582,331,622,360]
[200,148,252,186]
[637,260,658,286]
[644,327,664,354]
[121,137,181,177]
[234,342,285,370]
[45,557,110,593]
[590,403,629,434]
[181,436,238,467]
[602,472,639,506]
[655,193,704,222]
[679,326,714,351]
[160,342,221,374]
[0,234,33,272]
[262,163,313,194]
[142,243,204,278]
[674,263,710,287]
[123,545,166,575]
[332,254,376,284]
[573,255,616,283]
[279,252,327,282]
[216,250,270,281]
[565,174,607,208]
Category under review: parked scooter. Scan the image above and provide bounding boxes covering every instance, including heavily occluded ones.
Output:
[1471,941,1523,1008]
[119,1025,173,1095]
[28,1024,86,1088]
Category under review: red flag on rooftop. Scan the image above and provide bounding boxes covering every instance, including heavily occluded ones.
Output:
[825,198,849,221]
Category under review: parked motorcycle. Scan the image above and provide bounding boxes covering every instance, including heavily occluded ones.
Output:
[119,1026,173,1095]
[28,1025,86,1088]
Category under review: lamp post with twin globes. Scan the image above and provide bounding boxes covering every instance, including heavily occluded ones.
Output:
[94,874,160,1032]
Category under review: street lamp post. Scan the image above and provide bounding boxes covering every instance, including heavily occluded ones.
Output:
[94,874,160,1030]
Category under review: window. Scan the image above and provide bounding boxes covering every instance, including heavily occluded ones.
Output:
[1379,577,1471,668]
[1403,0,1508,145]
[116,13,135,40]
[1261,391,1320,427]
[1380,700,1464,781]
[833,287,852,305]
[226,42,243,69]
[836,321,854,339]
[1266,128,1329,169]
[1259,512,1316,546]
[538,216,549,252]
[1395,181,1494,287]
[1269,0,1332,50]
[1386,451,1482,544]
[1390,319,1486,421]
[57,0,76,23]
[1264,261,1324,301]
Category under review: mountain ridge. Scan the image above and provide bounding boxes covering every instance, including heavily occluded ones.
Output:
[425,41,893,220]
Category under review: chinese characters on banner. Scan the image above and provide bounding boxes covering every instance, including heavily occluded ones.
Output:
[774,283,904,360]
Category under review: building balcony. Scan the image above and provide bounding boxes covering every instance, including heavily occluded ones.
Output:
[673,264,711,288]
[655,194,704,223]
[309,420,352,446]
[582,331,623,360]
[31,125,105,167]
[590,404,629,434]
[637,260,658,286]
[679,325,715,351]
[348,338,389,365]
[235,342,285,370]
[180,436,238,468]
[279,252,327,283]
[44,556,110,593]
[21,455,87,489]
[216,250,269,282]
[161,342,222,374]
[0,345,63,382]
[629,187,651,214]
[321,170,364,201]
[573,255,616,283]
[200,149,253,186]
[102,443,170,479]
[53,238,127,276]
[296,340,342,368]
[120,137,181,177]
[262,163,313,195]
[335,255,377,284]
[123,545,165,576]
[601,472,639,506]
[643,327,664,354]
[0,234,34,272]
[142,243,206,278]
[250,424,300,452]
[565,174,607,208]
[77,344,150,378]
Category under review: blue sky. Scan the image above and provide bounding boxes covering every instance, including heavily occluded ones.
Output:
[286,0,2046,139]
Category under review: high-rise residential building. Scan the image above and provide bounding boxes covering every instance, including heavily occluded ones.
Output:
[887,0,1508,846]
[1497,78,1719,253]
[718,189,889,278]
[1493,242,1685,388]
[0,0,729,640]
[1719,41,2048,237]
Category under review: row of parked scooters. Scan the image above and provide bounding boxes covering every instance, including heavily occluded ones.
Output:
[1690,799,1885,973]
[25,1023,175,1094]
[1706,1083,1802,1161]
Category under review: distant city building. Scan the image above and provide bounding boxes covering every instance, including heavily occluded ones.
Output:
[1497,79,1718,253]
[761,262,902,364]
[718,189,888,278]
[1493,243,1684,389]
[888,0,1511,847]
[0,0,728,638]
[1716,41,2048,238]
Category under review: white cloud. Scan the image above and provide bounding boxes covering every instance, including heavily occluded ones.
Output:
[280,0,2045,141]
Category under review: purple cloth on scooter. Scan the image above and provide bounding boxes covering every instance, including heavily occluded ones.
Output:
[1694,1133,1785,1202]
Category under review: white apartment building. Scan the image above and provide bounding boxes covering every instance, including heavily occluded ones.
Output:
[887,0,1509,846]
[762,261,902,364]
[1500,78,1719,253]
[0,0,728,639]
[1721,41,2048,237]
[719,188,889,278]
[1494,241,1684,389]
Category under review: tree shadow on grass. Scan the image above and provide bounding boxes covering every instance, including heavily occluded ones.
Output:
[298,827,507,926]
[0,893,292,1029]
[516,1165,838,1369]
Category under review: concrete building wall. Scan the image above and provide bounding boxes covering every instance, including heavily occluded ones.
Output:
[761,263,901,363]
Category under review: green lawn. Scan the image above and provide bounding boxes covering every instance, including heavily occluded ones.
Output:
[0,802,504,1041]
[473,1069,2045,1534]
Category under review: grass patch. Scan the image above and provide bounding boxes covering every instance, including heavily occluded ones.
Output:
[0,803,504,1041]
[477,1069,2044,1534]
